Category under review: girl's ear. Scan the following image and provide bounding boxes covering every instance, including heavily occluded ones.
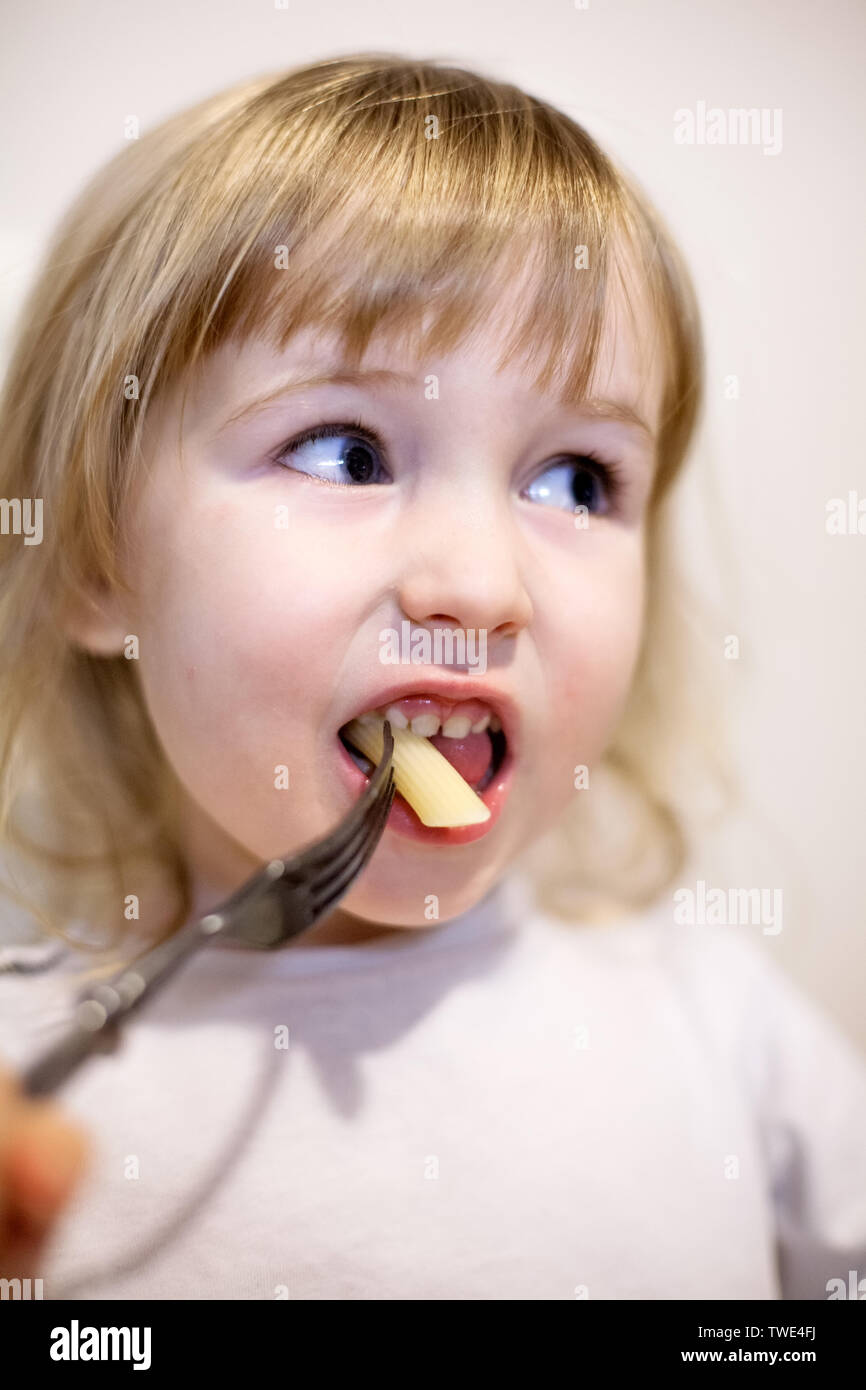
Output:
[62,581,133,656]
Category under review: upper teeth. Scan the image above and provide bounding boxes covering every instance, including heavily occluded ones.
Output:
[377,703,500,739]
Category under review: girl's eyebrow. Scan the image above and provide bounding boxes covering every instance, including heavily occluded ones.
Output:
[562,396,656,446]
[208,367,655,447]
[209,367,415,439]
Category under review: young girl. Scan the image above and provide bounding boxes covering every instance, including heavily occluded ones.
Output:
[0,53,863,1301]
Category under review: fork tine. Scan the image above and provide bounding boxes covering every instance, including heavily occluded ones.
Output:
[282,720,396,876]
[309,771,395,916]
[302,758,395,892]
[225,769,395,947]
[213,720,395,945]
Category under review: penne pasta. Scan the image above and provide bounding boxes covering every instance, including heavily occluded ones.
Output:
[343,715,492,827]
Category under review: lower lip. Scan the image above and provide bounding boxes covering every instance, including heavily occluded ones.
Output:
[335,736,515,845]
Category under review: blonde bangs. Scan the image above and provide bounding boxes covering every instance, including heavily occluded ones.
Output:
[199,66,615,401]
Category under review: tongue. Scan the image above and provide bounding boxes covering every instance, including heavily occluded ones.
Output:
[428,730,493,787]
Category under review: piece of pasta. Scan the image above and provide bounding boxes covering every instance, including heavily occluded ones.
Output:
[343,715,492,827]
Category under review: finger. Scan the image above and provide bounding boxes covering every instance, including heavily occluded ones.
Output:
[1,1100,91,1227]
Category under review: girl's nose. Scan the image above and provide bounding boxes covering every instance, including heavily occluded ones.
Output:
[396,496,533,641]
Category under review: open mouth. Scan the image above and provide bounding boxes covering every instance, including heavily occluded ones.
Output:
[336,692,515,842]
[338,697,507,793]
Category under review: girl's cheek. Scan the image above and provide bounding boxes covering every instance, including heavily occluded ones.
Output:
[138,496,348,649]
[549,548,645,744]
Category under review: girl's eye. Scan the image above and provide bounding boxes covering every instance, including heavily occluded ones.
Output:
[272,424,620,514]
[272,420,390,486]
[522,456,617,516]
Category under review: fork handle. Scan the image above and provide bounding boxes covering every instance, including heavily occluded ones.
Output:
[19,911,227,1098]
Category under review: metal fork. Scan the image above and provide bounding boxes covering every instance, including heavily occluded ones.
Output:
[19,721,395,1098]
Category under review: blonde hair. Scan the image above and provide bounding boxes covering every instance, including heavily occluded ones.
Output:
[0,52,730,967]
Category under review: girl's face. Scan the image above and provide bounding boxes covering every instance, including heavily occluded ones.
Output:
[79,271,665,938]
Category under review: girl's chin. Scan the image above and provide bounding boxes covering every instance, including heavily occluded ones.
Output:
[335,871,497,929]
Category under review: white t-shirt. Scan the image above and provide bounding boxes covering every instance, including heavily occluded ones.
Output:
[1,873,864,1301]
